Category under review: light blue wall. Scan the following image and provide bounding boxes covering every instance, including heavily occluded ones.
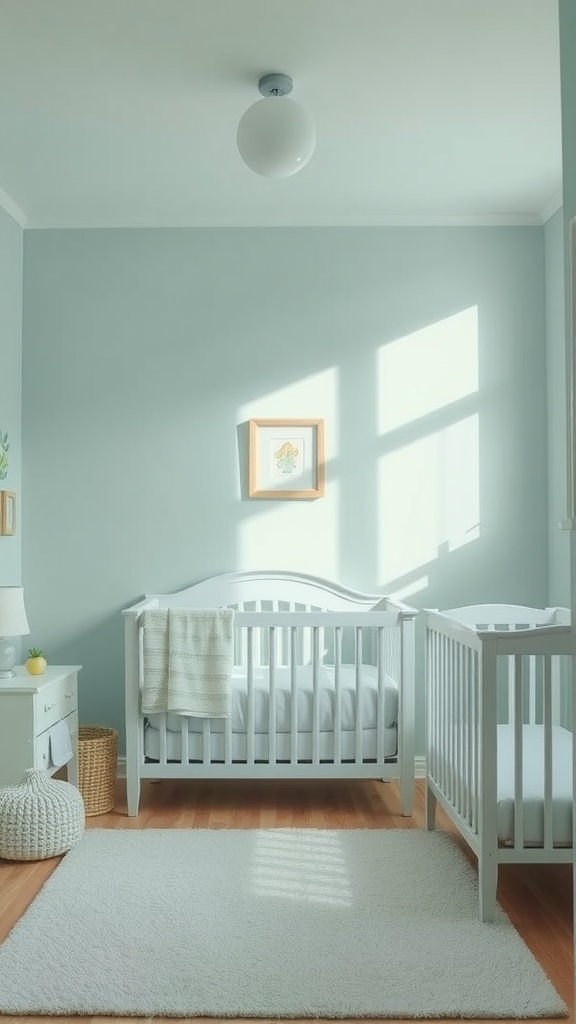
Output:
[559,0,576,614]
[560,0,576,228]
[0,206,23,586]
[22,227,548,749]
[545,208,569,605]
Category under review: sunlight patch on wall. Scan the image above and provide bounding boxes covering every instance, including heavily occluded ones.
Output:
[377,307,479,433]
[239,369,339,431]
[238,369,339,578]
[238,488,340,578]
[378,415,480,584]
[249,829,352,907]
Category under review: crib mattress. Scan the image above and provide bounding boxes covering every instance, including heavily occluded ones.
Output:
[146,664,398,735]
[144,664,398,763]
[497,724,572,846]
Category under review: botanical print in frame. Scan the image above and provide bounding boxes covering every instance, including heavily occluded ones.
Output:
[248,419,325,499]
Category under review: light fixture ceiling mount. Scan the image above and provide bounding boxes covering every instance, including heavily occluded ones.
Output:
[256,73,294,98]
[237,73,316,179]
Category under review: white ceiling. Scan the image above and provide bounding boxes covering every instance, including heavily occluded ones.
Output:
[0,0,562,229]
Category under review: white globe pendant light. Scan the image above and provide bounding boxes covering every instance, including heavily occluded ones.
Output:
[237,74,315,178]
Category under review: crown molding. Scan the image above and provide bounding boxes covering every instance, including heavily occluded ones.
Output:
[0,185,27,227]
[539,190,563,224]
[24,212,544,229]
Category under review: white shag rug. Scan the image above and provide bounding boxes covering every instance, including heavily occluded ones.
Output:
[0,828,567,1019]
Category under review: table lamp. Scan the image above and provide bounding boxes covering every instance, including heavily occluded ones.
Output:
[0,587,30,678]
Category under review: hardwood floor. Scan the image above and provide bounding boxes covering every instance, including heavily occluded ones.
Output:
[0,777,573,1024]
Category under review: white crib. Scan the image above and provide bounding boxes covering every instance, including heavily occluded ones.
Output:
[425,603,574,921]
[123,570,417,817]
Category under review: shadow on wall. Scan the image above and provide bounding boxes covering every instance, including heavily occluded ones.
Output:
[53,613,125,739]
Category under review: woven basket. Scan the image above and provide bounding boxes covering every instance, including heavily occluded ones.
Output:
[77,726,118,816]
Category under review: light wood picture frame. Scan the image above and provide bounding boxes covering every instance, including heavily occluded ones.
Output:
[248,419,325,499]
[0,490,16,536]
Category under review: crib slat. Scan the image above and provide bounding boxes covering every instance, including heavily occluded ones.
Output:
[462,645,470,825]
[507,655,514,735]
[513,655,524,848]
[159,716,167,765]
[268,628,277,764]
[202,718,210,764]
[303,607,312,664]
[312,626,321,764]
[435,631,441,784]
[247,627,255,766]
[254,603,262,667]
[456,640,463,816]
[472,649,479,835]
[334,627,343,765]
[355,627,364,764]
[445,637,451,802]
[376,627,385,765]
[445,635,452,800]
[180,718,189,766]
[426,631,434,780]
[224,712,232,765]
[432,630,440,783]
[441,634,448,797]
[551,655,561,725]
[452,639,459,810]
[448,638,455,806]
[427,630,435,781]
[543,655,553,849]
[290,627,298,764]
[432,630,440,790]
[432,634,440,794]
[528,652,536,725]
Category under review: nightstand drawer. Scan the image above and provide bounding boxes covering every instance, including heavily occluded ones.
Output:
[35,710,78,770]
[35,675,77,734]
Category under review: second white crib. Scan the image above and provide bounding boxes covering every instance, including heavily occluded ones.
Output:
[425,603,573,922]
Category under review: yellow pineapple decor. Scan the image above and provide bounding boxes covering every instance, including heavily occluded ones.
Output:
[26,648,47,675]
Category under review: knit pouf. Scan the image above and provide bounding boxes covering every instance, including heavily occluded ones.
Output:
[0,768,85,861]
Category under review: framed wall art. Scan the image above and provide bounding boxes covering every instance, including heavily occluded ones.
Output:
[248,419,325,499]
[0,490,16,536]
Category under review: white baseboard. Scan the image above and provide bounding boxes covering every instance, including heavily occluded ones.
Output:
[116,755,426,779]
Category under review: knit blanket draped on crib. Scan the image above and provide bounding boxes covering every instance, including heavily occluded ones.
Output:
[141,608,234,717]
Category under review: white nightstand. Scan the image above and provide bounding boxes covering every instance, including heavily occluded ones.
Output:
[0,666,81,787]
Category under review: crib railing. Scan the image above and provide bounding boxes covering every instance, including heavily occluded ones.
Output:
[124,600,414,790]
[426,608,573,857]
[426,615,482,843]
[138,611,404,767]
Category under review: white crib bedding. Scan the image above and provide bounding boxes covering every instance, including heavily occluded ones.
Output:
[146,664,398,734]
[496,724,573,846]
[143,664,399,763]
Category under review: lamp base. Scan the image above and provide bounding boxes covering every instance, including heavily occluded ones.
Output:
[0,637,17,678]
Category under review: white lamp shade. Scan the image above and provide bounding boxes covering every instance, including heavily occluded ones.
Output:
[0,587,30,636]
[237,97,316,178]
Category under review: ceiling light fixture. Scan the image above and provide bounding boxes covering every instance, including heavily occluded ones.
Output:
[237,73,316,178]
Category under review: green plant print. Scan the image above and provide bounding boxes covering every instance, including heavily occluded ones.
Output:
[0,432,9,481]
